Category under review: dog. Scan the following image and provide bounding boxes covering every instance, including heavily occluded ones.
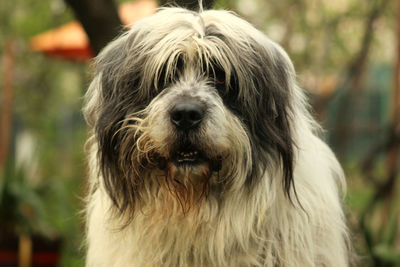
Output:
[83,6,350,267]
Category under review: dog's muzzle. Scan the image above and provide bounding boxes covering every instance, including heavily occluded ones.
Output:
[164,98,221,171]
[169,99,205,164]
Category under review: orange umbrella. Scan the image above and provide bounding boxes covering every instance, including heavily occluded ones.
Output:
[30,0,157,61]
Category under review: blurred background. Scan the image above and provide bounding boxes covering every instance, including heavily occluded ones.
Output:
[0,0,399,266]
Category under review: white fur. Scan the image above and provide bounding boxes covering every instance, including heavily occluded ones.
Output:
[84,7,350,267]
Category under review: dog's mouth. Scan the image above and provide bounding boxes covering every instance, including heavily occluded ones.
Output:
[173,146,206,166]
[159,144,222,172]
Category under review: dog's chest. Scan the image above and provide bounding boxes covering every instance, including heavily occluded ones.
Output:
[113,213,260,267]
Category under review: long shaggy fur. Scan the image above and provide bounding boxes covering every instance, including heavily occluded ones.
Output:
[83,7,350,267]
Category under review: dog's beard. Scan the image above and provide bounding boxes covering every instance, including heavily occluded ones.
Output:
[164,161,212,213]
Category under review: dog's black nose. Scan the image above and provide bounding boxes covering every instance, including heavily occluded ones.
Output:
[170,101,205,130]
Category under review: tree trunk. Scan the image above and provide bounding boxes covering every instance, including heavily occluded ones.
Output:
[0,40,15,169]
[64,0,122,55]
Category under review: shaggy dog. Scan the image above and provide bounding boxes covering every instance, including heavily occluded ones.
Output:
[83,6,350,267]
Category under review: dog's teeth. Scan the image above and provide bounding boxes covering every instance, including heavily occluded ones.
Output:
[176,150,200,160]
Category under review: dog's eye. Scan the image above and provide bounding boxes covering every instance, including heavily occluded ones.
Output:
[156,66,168,91]
[211,67,227,92]
[214,77,225,86]
[155,56,184,91]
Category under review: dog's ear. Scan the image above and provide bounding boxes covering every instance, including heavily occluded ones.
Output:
[88,32,148,214]
[205,30,296,198]
[243,42,296,199]
[86,28,186,215]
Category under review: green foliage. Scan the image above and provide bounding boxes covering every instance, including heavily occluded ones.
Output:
[0,158,48,235]
[363,208,400,266]
[347,165,400,266]
[0,1,87,265]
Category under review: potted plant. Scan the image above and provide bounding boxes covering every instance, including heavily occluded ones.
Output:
[0,158,62,267]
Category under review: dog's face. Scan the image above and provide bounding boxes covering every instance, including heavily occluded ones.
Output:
[84,8,297,216]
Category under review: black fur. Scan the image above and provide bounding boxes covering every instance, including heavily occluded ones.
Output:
[204,26,295,198]
[93,13,296,216]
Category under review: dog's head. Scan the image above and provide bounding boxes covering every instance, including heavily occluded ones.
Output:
[84,8,299,216]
